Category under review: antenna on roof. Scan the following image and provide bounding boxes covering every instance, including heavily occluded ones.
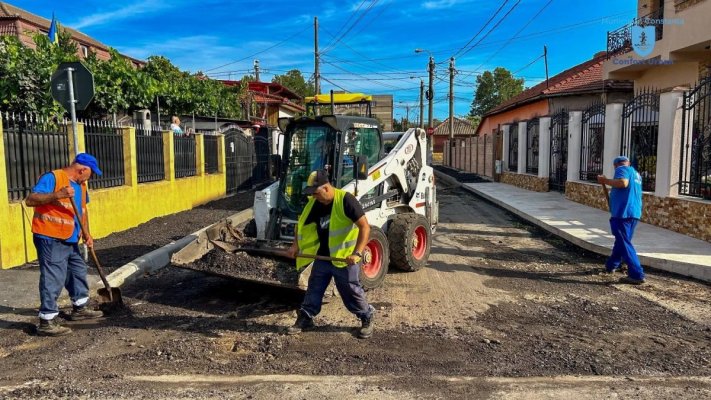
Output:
[544,45,549,89]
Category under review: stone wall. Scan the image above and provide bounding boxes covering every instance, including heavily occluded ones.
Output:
[566,181,711,243]
[501,172,549,192]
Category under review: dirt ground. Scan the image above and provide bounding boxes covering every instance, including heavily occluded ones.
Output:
[1,184,710,399]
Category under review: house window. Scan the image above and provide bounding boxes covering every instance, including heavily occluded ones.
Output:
[80,45,88,58]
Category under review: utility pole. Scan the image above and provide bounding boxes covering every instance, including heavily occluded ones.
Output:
[254,59,260,82]
[544,45,549,89]
[314,16,321,115]
[419,78,424,129]
[427,56,435,163]
[448,57,455,165]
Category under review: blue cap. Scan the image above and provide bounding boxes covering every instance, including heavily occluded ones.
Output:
[613,156,629,165]
[73,153,102,176]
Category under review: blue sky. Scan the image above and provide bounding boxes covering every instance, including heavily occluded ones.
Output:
[11,0,635,121]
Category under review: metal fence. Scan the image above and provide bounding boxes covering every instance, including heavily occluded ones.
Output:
[135,125,165,183]
[526,118,539,174]
[2,113,70,201]
[174,135,196,178]
[508,123,518,172]
[621,88,660,192]
[580,103,606,182]
[225,128,255,194]
[82,119,125,190]
[679,75,711,198]
[204,134,219,174]
[549,110,568,192]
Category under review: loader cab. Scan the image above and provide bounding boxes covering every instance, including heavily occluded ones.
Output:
[277,115,383,220]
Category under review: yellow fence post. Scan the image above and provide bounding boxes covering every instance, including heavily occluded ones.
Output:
[67,122,86,155]
[121,126,137,187]
[163,131,175,181]
[0,117,9,268]
[217,134,226,174]
[195,133,205,176]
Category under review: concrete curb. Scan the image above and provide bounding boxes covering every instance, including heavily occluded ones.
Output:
[459,184,711,283]
[103,208,254,288]
[433,169,461,188]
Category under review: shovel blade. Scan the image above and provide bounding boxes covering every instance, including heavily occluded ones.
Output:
[97,287,123,305]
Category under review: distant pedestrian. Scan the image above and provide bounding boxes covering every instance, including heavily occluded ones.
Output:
[285,170,375,338]
[25,153,104,336]
[170,116,183,136]
[597,156,645,284]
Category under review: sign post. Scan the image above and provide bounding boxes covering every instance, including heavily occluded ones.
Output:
[51,62,95,156]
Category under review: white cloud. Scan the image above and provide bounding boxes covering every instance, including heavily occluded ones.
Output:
[422,0,467,10]
[70,1,174,30]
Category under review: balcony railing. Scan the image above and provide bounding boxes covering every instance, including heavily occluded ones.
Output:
[607,8,664,57]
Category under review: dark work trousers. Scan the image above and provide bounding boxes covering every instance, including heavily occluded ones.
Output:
[605,217,645,280]
[34,236,90,320]
[300,259,373,321]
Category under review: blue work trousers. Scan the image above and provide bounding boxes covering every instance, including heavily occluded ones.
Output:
[605,218,645,280]
[301,259,373,321]
[34,237,90,320]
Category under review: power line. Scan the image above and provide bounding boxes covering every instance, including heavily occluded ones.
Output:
[456,0,521,60]
[322,0,380,55]
[452,0,510,59]
[203,24,310,73]
[321,0,367,53]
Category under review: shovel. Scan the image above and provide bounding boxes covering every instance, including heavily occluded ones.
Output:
[68,197,123,308]
[601,182,611,211]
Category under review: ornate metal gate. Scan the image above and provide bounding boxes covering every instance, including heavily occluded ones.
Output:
[679,75,711,198]
[508,123,518,172]
[224,128,254,194]
[526,118,540,174]
[620,88,660,192]
[549,110,568,192]
[580,103,605,182]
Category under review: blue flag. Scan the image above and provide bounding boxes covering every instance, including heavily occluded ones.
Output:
[48,13,58,45]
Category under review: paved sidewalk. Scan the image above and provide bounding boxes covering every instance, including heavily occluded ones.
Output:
[455,180,711,283]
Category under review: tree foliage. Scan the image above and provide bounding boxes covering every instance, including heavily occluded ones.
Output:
[469,67,524,117]
[0,28,246,120]
[272,69,315,98]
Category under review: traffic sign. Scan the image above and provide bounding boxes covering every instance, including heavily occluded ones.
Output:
[426,127,435,136]
[51,62,95,111]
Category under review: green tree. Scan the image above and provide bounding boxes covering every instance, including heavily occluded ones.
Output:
[469,67,524,117]
[272,69,314,98]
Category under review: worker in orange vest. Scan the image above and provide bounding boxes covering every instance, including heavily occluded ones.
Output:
[25,153,104,336]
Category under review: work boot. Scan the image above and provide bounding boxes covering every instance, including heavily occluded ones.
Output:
[68,305,103,321]
[358,312,374,339]
[37,318,72,337]
[286,310,314,335]
[619,276,645,285]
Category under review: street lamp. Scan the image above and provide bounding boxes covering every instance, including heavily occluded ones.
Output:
[415,48,435,163]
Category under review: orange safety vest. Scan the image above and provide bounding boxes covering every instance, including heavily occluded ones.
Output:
[31,169,88,240]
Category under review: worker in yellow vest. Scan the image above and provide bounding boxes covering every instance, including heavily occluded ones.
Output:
[25,153,104,336]
[286,170,375,339]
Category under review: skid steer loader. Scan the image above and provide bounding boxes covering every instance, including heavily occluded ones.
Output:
[172,114,438,290]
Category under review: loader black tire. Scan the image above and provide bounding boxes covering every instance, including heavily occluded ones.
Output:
[243,219,257,238]
[388,213,431,272]
[359,226,389,291]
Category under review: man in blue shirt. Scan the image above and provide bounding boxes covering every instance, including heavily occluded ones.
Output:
[597,156,645,284]
[25,153,104,336]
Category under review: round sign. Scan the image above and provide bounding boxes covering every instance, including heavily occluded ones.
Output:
[426,127,435,136]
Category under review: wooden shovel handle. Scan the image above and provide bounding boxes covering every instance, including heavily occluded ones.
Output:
[68,196,113,292]
[601,183,611,211]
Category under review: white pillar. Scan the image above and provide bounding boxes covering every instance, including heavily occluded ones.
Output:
[518,121,527,175]
[567,111,582,182]
[538,117,551,178]
[655,89,686,197]
[501,124,510,170]
[603,103,624,178]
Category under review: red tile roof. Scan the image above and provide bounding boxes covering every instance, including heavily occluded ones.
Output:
[486,53,632,116]
[432,117,477,136]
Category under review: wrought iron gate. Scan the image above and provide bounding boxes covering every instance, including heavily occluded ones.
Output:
[224,128,254,194]
[508,124,518,172]
[252,135,271,185]
[526,118,540,174]
[580,103,605,182]
[620,88,660,192]
[679,75,711,198]
[549,110,568,192]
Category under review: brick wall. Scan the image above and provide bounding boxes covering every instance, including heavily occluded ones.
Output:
[566,181,711,243]
[501,172,549,192]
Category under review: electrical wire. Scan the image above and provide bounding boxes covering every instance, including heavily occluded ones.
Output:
[452,0,510,59]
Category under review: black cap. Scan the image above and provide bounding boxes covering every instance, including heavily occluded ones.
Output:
[303,170,330,195]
